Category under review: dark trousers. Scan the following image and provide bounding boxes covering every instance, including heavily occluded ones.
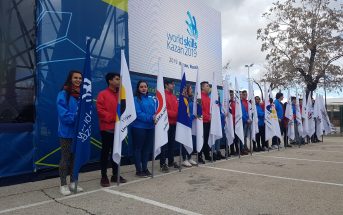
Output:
[182,135,196,160]
[132,127,154,172]
[272,121,285,146]
[254,126,267,149]
[230,134,244,154]
[59,138,74,186]
[199,122,211,158]
[160,124,176,166]
[100,131,118,177]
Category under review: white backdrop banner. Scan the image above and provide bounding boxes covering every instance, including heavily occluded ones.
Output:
[128,0,222,82]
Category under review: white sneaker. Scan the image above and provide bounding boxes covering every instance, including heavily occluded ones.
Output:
[60,185,71,196]
[188,159,197,166]
[272,145,278,149]
[182,160,192,167]
[69,182,84,193]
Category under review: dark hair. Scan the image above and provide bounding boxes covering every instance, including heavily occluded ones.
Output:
[229,90,234,93]
[276,92,283,99]
[62,70,82,102]
[135,80,148,101]
[269,98,273,104]
[242,90,247,94]
[105,72,120,86]
[291,96,296,101]
[200,81,209,90]
[164,78,174,86]
[186,84,193,97]
[255,96,260,99]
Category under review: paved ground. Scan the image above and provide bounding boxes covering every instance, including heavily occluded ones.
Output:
[1,136,343,215]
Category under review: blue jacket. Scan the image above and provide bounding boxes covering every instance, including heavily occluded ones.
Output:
[292,103,296,115]
[241,101,249,125]
[274,99,284,120]
[57,90,78,138]
[132,94,156,129]
[256,103,265,127]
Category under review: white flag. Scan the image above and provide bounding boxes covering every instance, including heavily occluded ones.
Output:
[209,72,223,147]
[307,93,315,137]
[192,69,204,152]
[223,78,234,146]
[248,81,259,141]
[113,50,137,164]
[301,90,309,138]
[319,95,332,134]
[154,62,169,158]
[314,94,323,137]
[285,89,295,140]
[295,90,303,137]
[234,78,244,143]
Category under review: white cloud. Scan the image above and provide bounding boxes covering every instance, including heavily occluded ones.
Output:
[204,0,342,98]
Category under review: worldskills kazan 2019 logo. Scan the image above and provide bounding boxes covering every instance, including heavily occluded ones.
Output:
[167,11,198,58]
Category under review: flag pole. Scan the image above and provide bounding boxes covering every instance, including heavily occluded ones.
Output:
[116,59,123,187]
[152,140,155,178]
[225,139,228,160]
[211,143,214,163]
[179,143,182,172]
[73,181,78,194]
[238,140,241,158]
[249,125,252,156]
[285,126,288,149]
[117,159,121,186]
[152,58,159,178]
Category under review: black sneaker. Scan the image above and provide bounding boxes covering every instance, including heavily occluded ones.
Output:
[160,164,169,173]
[136,171,148,178]
[198,156,205,164]
[168,162,180,169]
[111,175,127,183]
[143,169,152,177]
[205,156,212,161]
[100,176,110,187]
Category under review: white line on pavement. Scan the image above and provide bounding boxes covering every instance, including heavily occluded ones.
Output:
[202,166,343,187]
[256,155,343,164]
[0,189,100,214]
[299,149,343,153]
[0,158,227,214]
[0,149,287,214]
[103,189,202,215]
[317,145,343,147]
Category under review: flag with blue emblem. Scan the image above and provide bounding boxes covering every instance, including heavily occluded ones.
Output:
[72,39,92,181]
[175,65,193,154]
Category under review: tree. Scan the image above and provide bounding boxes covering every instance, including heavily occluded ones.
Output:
[257,0,343,93]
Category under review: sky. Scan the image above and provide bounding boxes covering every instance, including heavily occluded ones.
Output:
[204,0,342,99]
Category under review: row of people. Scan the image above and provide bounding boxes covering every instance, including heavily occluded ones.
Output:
[56,71,321,195]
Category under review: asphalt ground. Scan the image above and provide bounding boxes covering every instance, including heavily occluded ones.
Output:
[0,136,343,215]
